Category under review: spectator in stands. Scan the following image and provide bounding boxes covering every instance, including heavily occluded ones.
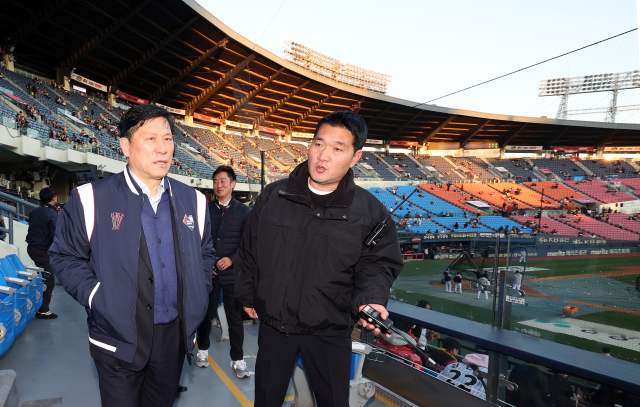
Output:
[234,110,403,406]
[438,353,489,400]
[26,187,58,319]
[196,166,251,377]
[0,216,5,241]
[425,337,461,373]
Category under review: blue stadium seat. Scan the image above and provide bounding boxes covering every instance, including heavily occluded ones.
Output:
[0,262,27,336]
[0,281,15,356]
[0,258,36,322]
[5,254,44,313]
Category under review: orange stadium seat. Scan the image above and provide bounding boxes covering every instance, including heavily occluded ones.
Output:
[523,181,595,204]
[455,183,533,210]
[486,182,561,209]
[419,184,496,212]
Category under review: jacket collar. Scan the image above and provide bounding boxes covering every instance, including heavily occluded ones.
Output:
[285,160,355,208]
[213,196,235,211]
[41,202,57,211]
[123,165,172,197]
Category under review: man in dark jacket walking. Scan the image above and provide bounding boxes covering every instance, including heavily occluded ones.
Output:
[235,111,404,407]
[26,187,58,319]
[49,105,215,407]
[196,166,251,378]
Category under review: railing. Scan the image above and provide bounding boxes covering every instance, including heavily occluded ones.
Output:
[0,191,39,245]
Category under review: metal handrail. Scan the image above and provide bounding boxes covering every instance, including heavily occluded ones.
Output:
[0,191,39,244]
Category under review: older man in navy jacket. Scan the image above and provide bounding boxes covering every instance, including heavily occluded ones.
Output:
[49,104,215,407]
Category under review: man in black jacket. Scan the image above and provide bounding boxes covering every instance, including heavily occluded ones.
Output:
[196,166,251,378]
[235,111,404,407]
[26,187,58,319]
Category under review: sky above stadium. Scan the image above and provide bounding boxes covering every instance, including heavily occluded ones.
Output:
[199,0,640,123]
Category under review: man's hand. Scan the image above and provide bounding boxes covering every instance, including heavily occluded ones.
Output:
[216,257,233,271]
[359,304,391,338]
[244,306,258,319]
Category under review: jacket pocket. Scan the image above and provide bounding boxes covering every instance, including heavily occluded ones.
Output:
[88,282,101,309]
[256,217,296,278]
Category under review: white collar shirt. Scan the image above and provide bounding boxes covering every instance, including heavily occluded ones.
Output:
[129,168,167,213]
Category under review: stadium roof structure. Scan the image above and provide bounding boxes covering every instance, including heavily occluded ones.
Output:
[3,0,640,148]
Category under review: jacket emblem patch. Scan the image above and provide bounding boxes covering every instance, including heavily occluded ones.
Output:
[183,214,195,231]
[111,212,124,230]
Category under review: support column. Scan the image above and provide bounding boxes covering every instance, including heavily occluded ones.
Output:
[2,54,15,71]
[253,129,259,137]
[107,93,116,106]
[63,76,70,91]
[499,148,506,159]
[184,114,193,125]
[596,147,604,158]
[285,131,292,143]
[220,124,226,132]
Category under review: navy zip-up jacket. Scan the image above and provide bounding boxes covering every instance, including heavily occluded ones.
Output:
[26,203,58,250]
[49,169,215,363]
[209,197,251,285]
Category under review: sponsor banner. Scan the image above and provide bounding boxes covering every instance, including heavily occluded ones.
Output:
[411,236,422,243]
[467,201,491,208]
[390,140,419,147]
[57,108,86,126]
[553,146,595,152]
[537,236,611,245]
[156,103,185,115]
[258,126,286,135]
[518,319,640,352]
[116,90,149,104]
[544,248,632,257]
[495,166,508,172]
[185,145,200,154]
[0,87,13,95]
[539,168,553,174]
[292,131,314,139]
[604,146,640,152]
[193,112,221,124]
[459,167,471,173]
[463,148,500,158]
[425,166,438,172]
[423,149,463,157]
[361,164,374,170]
[465,142,499,150]
[70,73,108,92]
[366,139,384,145]
[226,120,253,130]
[278,159,291,166]
[216,151,230,159]
[506,145,543,151]
[429,142,459,150]
[394,166,405,172]
[72,84,87,93]
[422,232,534,242]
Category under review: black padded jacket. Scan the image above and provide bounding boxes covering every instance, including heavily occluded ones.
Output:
[235,161,404,337]
[209,197,251,285]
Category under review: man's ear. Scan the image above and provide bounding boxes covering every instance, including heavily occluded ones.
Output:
[120,137,130,158]
[350,150,363,168]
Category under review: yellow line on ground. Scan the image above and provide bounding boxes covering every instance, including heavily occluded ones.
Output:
[208,354,254,407]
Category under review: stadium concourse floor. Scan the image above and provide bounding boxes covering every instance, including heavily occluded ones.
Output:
[0,290,291,406]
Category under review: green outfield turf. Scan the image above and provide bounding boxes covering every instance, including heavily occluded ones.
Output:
[393,256,640,365]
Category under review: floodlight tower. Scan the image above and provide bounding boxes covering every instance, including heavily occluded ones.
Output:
[539,70,640,122]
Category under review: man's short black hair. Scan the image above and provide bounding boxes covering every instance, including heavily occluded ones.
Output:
[118,104,175,141]
[40,187,56,203]
[314,110,367,153]
[213,165,237,182]
[442,337,461,352]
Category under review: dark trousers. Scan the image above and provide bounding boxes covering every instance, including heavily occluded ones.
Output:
[93,318,184,407]
[196,280,244,361]
[26,245,55,313]
[254,323,351,407]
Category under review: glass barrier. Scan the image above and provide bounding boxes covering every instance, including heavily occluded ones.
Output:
[356,305,640,407]
[391,234,640,368]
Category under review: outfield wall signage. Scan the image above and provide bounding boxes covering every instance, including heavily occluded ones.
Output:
[506,146,543,151]
[226,120,253,130]
[117,90,148,104]
[422,232,535,240]
[193,113,221,124]
[72,84,87,93]
[70,73,108,92]
[156,103,185,115]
